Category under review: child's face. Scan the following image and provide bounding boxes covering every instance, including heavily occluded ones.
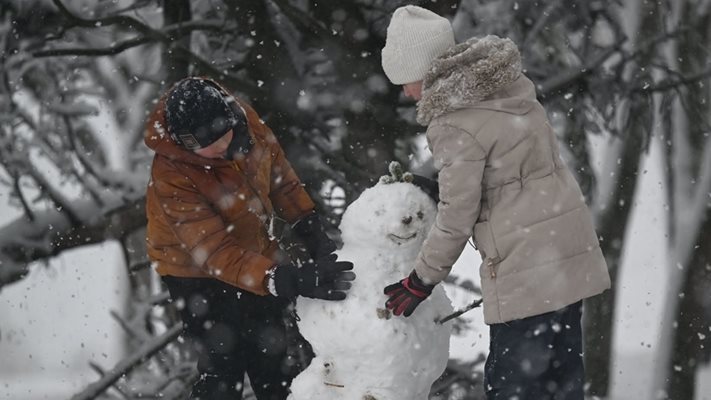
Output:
[194,129,233,159]
[402,81,423,101]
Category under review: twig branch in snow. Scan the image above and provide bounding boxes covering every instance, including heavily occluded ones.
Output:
[35,1,258,97]
[0,196,146,289]
[33,20,229,57]
[10,171,34,222]
[522,0,563,48]
[436,298,483,325]
[60,117,105,206]
[618,27,692,65]
[634,66,711,93]
[538,43,625,97]
[269,0,332,40]
[34,36,153,57]
[111,310,152,343]
[69,324,183,400]
[25,163,83,226]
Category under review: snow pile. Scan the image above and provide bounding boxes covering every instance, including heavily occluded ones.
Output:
[290,181,453,400]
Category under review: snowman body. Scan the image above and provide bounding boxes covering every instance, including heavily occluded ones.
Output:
[289,182,453,400]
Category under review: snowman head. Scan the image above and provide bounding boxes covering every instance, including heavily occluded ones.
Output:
[339,175,436,253]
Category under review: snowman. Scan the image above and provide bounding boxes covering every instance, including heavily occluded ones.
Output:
[289,162,454,400]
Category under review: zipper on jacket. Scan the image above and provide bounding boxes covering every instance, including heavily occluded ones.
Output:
[229,160,273,250]
[487,257,501,279]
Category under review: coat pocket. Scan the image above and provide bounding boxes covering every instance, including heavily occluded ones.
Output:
[474,221,501,279]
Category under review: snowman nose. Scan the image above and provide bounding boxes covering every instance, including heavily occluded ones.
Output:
[402,216,413,225]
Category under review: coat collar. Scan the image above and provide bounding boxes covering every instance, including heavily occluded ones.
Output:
[416,35,525,125]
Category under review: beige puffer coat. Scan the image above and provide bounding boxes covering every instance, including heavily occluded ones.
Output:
[413,35,611,324]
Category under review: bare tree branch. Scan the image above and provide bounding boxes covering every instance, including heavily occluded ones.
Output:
[25,163,84,226]
[634,65,711,93]
[0,196,146,289]
[538,43,624,97]
[522,0,563,48]
[69,324,183,400]
[10,171,34,222]
[34,36,152,57]
[33,20,230,57]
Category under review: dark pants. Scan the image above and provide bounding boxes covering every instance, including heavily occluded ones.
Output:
[162,276,313,400]
[485,301,584,400]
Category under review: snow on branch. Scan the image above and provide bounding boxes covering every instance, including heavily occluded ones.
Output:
[538,43,624,97]
[69,323,183,400]
[270,0,332,40]
[0,195,146,289]
[33,20,229,58]
[34,36,154,57]
[634,65,711,93]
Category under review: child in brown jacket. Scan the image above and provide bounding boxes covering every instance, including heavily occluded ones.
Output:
[144,77,354,400]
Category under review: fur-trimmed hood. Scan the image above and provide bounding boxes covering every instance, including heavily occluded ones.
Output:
[417,35,523,125]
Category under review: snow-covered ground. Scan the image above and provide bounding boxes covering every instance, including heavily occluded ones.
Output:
[0,241,129,400]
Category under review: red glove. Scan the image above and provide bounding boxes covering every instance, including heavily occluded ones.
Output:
[384,270,434,317]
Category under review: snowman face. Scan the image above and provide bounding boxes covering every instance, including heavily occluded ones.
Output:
[385,209,426,246]
[340,182,436,251]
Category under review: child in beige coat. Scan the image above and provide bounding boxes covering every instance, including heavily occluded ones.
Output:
[380,6,611,400]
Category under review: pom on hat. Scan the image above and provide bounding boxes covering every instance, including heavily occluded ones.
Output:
[381,6,455,85]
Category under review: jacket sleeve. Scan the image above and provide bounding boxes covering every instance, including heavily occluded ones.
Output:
[264,127,316,223]
[152,167,274,295]
[414,124,487,284]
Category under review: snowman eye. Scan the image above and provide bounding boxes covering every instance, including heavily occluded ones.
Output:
[417,211,424,220]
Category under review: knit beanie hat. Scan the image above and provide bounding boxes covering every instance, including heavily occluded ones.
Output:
[381,5,455,85]
[165,77,245,150]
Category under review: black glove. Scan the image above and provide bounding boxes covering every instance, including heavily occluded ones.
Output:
[292,212,337,260]
[411,174,439,203]
[383,270,435,317]
[273,254,355,300]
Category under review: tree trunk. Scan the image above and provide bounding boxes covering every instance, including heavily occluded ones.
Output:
[162,0,192,85]
[584,0,661,395]
[583,105,645,396]
[662,1,711,398]
[666,213,711,400]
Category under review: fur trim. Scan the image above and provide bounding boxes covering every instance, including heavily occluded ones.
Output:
[416,35,522,125]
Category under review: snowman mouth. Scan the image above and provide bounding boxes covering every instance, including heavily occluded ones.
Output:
[388,232,417,244]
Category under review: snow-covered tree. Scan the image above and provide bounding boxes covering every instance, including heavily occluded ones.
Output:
[653,0,711,398]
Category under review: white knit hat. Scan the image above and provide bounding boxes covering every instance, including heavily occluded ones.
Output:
[381,5,455,85]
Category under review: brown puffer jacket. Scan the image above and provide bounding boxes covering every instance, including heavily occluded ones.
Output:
[144,78,315,295]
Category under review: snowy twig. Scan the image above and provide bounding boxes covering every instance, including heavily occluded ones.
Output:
[522,0,563,48]
[538,42,625,97]
[10,171,34,222]
[0,195,146,289]
[619,27,691,65]
[269,0,332,40]
[111,310,152,343]
[62,116,105,206]
[633,65,711,93]
[25,163,83,226]
[70,324,183,400]
[34,36,153,57]
[33,20,227,57]
[34,1,258,97]
[436,298,483,325]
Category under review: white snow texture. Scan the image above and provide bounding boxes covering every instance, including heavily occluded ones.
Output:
[290,181,454,400]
